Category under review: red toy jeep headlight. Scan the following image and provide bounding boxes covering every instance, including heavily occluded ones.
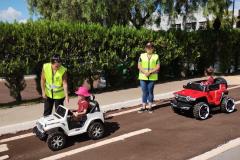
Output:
[186,96,196,101]
[174,93,179,98]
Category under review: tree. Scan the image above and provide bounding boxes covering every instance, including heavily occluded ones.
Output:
[28,0,163,29]
[203,0,232,29]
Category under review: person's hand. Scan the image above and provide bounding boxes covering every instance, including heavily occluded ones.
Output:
[65,96,69,105]
[73,112,78,117]
[144,72,150,77]
[42,92,46,99]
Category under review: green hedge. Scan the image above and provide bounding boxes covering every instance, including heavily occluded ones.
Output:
[0,20,240,102]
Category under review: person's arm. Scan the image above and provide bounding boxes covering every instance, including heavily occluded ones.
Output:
[62,72,69,104]
[74,108,87,116]
[40,69,46,99]
[149,57,160,74]
[138,57,150,77]
[149,64,160,74]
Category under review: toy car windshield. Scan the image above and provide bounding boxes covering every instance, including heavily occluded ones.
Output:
[184,82,205,91]
[55,105,66,118]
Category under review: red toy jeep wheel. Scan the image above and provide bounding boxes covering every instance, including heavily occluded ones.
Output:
[221,96,235,113]
[193,102,210,120]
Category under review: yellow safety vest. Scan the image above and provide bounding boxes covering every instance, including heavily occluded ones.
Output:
[43,63,67,99]
[138,53,159,81]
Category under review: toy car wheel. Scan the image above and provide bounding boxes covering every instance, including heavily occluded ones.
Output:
[87,121,105,140]
[193,102,210,120]
[47,131,66,151]
[171,106,181,114]
[221,96,235,113]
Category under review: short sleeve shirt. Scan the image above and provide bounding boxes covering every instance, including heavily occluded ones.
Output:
[77,100,89,113]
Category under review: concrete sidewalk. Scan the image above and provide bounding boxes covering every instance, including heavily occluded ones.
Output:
[0,75,239,135]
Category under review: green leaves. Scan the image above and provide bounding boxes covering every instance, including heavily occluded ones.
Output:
[0,20,239,102]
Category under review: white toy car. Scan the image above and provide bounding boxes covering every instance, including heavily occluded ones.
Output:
[33,96,105,151]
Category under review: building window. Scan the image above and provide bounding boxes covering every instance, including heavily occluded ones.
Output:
[170,24,181,30]
[186,22,196,31]
[199,21,207,30]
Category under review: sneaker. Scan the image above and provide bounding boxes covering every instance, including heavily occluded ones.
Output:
[148,108,153,114]
[138,108,146,113]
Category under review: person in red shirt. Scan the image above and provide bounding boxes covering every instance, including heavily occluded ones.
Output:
[72,86,90,121]
[202,66,214,85]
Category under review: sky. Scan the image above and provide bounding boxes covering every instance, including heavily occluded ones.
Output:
[0,0,240,23]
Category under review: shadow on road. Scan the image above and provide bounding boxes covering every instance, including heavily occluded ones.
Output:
[65,121,120,148]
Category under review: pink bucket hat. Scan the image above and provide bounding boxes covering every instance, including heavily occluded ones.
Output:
[75,86,91,97]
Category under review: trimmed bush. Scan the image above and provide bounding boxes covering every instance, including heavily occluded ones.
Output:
[0,20,239,102]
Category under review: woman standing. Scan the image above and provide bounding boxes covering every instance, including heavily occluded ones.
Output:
[138,42,160,113]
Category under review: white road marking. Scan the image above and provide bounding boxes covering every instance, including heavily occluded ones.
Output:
[40,128,152,160]
[235,100,240,105]
[0,144,8,152]
[0,133,34,143]
[106,104,157,118]
[228,85,240,90]
[190,137,240,160]
[0,155,9,160]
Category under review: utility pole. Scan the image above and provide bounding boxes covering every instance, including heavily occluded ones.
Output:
[232,0,235,28]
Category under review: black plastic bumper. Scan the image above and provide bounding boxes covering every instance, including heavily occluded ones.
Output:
[33,126,46,140]
[171,99,193,110]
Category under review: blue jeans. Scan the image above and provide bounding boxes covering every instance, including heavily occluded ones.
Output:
[140,80,155,104]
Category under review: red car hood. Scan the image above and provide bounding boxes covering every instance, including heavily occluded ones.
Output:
[174,89,206,98]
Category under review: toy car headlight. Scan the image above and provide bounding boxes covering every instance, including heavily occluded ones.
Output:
[186,96,196,101]
[174,93,179,98]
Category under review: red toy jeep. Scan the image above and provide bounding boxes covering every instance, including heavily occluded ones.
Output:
[171,77,235,120]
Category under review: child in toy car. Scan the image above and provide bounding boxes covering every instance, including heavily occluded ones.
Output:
[71,86,90,121]
[201,66,214,85]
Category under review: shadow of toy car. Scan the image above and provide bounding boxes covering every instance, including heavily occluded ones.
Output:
[33,96,105,151]
[171,77,235,120]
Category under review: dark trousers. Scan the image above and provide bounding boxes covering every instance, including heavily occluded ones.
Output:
[44,97,65,116]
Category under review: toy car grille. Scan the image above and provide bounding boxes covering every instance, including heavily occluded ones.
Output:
[177,96,187,102]
[36,122,43,132]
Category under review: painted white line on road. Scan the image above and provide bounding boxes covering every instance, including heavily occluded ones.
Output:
[0,155,9,160]
[0,144,8,152]
[235,100,240,105]
[106,104,157,118]
[106,108,140,118]
[101,91,174,112]
[41,128,152,160]
[0,133,34,143]
[228,85,240,90]
[190,137,240,160]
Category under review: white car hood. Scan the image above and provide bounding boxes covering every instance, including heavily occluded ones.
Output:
[39,114,62,125]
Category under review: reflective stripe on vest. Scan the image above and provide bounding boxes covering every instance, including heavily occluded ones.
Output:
[43,63,67,99]
[138,53,159,81]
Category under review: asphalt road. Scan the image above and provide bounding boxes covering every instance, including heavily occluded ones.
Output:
[1,88,240,160]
